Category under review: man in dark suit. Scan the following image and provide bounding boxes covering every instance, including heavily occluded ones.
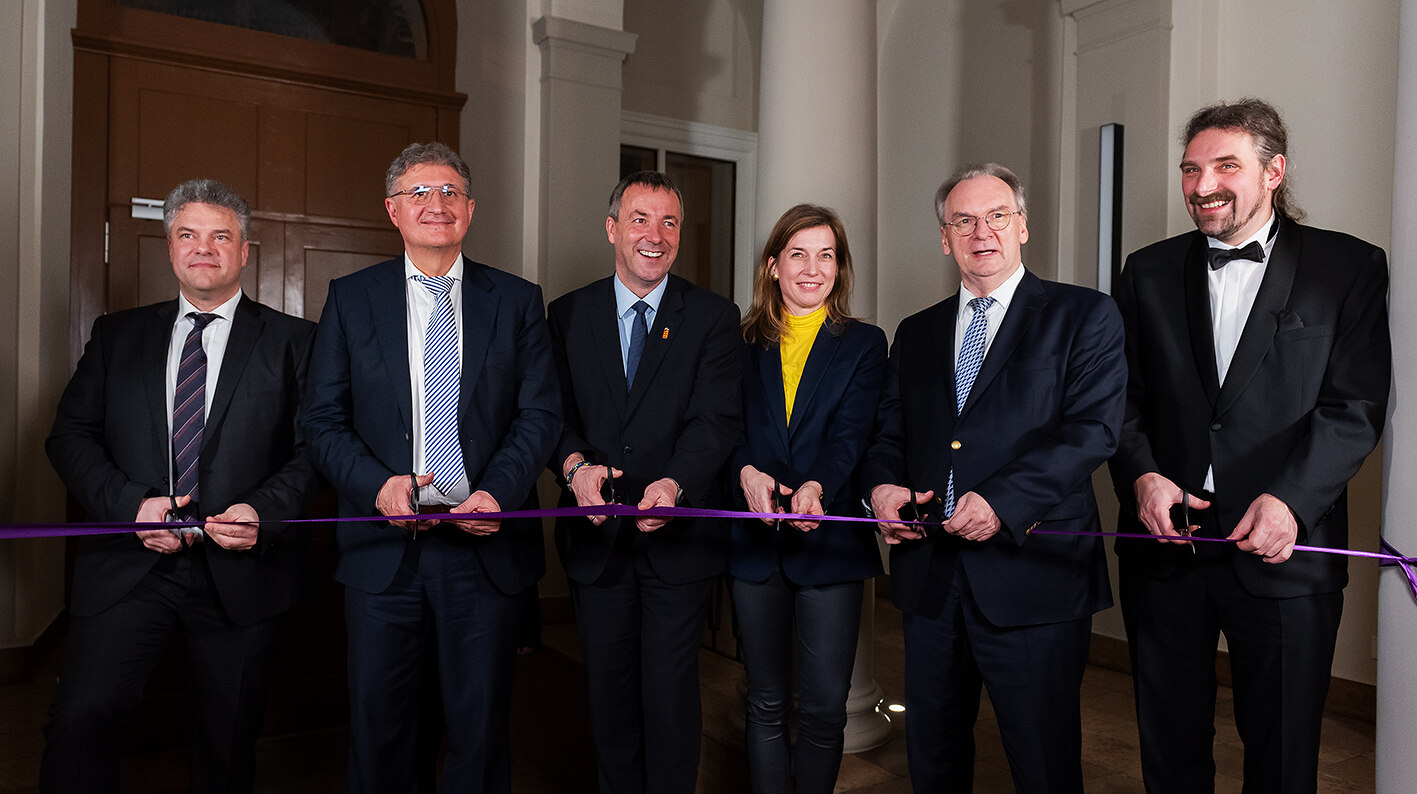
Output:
[1110,98,1391,793]
[43,179,317,793]
[863,163,1126,792]
[548,171,741,794]
[301,143,560,793]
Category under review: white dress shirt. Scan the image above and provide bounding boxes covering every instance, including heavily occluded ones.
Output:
[953,264,1027,365]
[405,255,471,507]
[1203,212,1278,491]
[166,289,242,483]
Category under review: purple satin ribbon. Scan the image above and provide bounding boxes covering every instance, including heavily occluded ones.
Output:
[6,506,1416,598]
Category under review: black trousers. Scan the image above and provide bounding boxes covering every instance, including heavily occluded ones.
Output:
[1121,557,1342,794]
[41,548,282,794]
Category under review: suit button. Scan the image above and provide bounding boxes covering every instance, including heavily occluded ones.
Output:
[623,445,633,456]
[1210,422,1222,431]
[950,440,962,450]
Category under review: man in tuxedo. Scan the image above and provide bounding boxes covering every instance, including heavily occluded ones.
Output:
[863,163,1126,792]
[1110,98,1391,793]
[43,179,318,793]
[301,142,560,792]
[548,171,741,794]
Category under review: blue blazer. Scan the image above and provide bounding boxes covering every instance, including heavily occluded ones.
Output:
[730,319,887,585]
[301,257,561,596]
[863,270,1125,627]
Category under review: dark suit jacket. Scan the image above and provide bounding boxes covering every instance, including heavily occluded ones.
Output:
[47,295,318,626]
[1109,219,1391,598]
[862,270,1125,627]
[301,256,561,596]
[548,274,742,585]
[729,319,887,585]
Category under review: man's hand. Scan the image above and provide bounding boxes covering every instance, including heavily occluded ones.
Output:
[376,472,437,532]
[565,453,620,526]
[787,480,825,532]
[136,494,186,553]
[450,491,502,535]
[870,484,932,544]
[636,477,680,533]
[740,465,791,526]
[942,492,1000,542]
[1134,472,1210,544]
[204,503,260,551]
[1229,493,1298,563]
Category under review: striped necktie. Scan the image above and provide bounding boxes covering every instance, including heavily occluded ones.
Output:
[417,275,464,494]
[172,312,218,520]
[945,296,995,518]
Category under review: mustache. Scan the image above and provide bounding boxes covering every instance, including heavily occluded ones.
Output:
[1189,191,1236,206]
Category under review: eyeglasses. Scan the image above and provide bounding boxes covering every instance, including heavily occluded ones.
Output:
[944,210,1023,236]
[387,184,467,204]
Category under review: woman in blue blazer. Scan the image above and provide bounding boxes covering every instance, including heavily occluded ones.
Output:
[731,204,887,794]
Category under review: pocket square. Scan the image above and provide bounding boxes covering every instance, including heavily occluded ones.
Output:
[1277,308,1304,331]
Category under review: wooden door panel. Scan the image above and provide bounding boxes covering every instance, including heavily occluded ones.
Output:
[284,223,405,321]
[305,114,420,223]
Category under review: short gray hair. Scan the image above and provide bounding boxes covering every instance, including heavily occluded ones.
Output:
[385,142,472,197]
[163,179,251,241]
[934,163,1028,226]
[608,171,684,220]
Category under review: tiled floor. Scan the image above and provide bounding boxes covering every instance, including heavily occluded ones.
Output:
[0,595,1375,793]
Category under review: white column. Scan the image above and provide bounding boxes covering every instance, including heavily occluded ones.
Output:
[1377,0,1417,787]
[752,0,891,752]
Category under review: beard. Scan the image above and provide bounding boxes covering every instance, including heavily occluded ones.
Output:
[1186,188,1268,244]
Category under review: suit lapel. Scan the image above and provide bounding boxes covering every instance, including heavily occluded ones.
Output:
[457,258,497,419]
[371,260,414,433]
[145,301,179,448]
[627,277,683,413]
[205,295,261,441]
[788,324,840,440]
[959,272,1045,418]
[589,278,629,409]
[1215,220,1299,417]
[933,295,960,416]
[758,344,790,450]
[1183,235,1221,405]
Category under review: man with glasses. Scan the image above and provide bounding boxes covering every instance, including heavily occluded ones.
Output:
[43,179,318,793]
[1109,99,1390,793]
[864,163,1126,792]
[302,142,560,792]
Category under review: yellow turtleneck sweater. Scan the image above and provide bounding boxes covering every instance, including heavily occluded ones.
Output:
[781,307,826,426]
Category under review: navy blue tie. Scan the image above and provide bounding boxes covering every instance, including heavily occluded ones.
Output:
[172,312,218,520]
[626,300,650,387]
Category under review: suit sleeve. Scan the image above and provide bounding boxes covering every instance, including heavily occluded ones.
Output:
[471,285,562,509]
[860,323,911,494]
[548,300,591,472]
[663,300,743,506]
[46,315,157,523]
[239,319,321,546]
[1108,256,1161,505]
[802,325,888,505]
[301,279,401,514]
[973,297,1128,544]
[1265,248,1391,531]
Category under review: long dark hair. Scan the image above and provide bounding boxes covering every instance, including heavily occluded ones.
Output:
[741,204,856,347]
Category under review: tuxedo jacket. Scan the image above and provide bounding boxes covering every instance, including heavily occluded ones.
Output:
[548,274,742,585]
[729,318,887,586]
[1110,219,1391,598]
[301,256,561,596]
[46,295,318,626]
[862,270,1125,627]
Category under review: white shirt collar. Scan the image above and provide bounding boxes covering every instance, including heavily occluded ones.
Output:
[404,253,464,282]
[177,289,242,322]
[959,263,1026,313]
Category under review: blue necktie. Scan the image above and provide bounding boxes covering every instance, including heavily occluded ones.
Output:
[172,312,218,520]
[626,300,650,387]
[417,276,463,494]
[946,296,995,517]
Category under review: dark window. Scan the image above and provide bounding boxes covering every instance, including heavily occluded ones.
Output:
[117,0,428,58]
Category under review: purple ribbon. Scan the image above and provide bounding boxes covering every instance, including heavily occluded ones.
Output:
[6,506,1416,599]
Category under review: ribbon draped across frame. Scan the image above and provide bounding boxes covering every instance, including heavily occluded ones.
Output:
[5,505,1416,599]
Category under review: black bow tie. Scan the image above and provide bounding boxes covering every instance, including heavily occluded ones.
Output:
[1208,240,1265,270]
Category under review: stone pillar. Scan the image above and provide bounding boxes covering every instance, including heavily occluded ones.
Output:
[752,0,891,751]
[531,15,636,300]
[1376,0,1417,787]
